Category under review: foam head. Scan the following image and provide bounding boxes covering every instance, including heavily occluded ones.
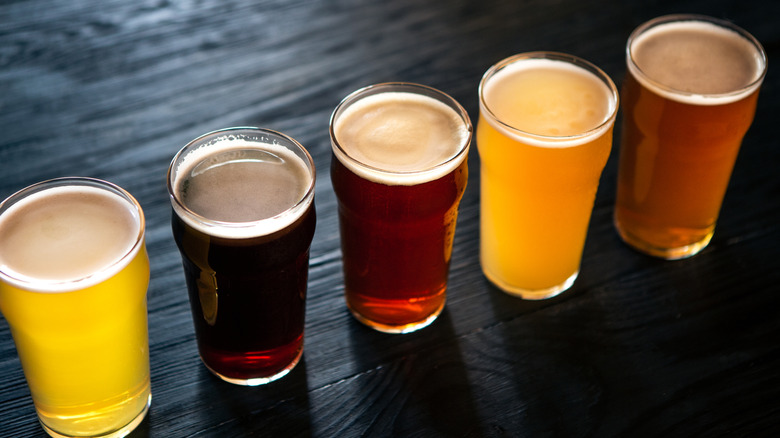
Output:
[0,178,144,292]
[330,83,472,186]
[479,53,618,148]
[168,128,315,239]
[628,15,767,105]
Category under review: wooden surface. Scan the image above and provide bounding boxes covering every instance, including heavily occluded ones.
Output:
[1,0,779,436]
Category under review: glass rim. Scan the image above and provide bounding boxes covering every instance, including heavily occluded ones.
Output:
[627,14,768,102]
[329,82,473,177]
[166,127,316,234]
[478,51,619,144]
[0,177,146,292]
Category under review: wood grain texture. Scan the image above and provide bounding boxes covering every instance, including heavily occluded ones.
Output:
[1,0,779,436]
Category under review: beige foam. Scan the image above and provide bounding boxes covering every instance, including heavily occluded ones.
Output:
[332,91,470,186]
[629,20,765,105]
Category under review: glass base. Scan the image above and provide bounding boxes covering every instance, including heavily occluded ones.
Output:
[614,220,713,260]
[348,299,445,334]
[202,347,302,386]
[41,393,151,438]
[484,269,578,300]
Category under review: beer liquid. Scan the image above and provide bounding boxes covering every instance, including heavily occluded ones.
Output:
[331,155,467,332]
[615,19,765,258]
[172,143,315,383]
[478,58,615,296]
[332,91,470,333]
[0,186,151,436]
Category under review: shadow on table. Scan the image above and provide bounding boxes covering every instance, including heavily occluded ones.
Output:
[345,308,485,437]
[483,278,603,436]
[192,356,312,437]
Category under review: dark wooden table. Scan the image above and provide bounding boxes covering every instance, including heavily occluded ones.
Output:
[2,0,779,436]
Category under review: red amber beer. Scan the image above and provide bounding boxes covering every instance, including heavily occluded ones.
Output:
[330,83,472,334]
[168,128,316,385]
[0,178,151,438]
[614,15,767,259]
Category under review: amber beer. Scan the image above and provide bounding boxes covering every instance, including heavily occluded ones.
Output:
[478,53,618,299]
[330,83,472,334]
[168,128,316,385]
[0,178,151,438]
[614,15,767,259]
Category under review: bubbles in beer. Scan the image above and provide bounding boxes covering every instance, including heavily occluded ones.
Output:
[629,20,765,104]
[480,58,617,148]
[181,148,304,223]
[332,91,470,186]
[171,139,314,239]
[0,186,140,287]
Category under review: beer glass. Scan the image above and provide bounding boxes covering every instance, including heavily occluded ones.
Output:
[167,127,316,386]
[478,52,618,299]
[614,15,767,259]
[330,83,472,334]
[0,177,151,438]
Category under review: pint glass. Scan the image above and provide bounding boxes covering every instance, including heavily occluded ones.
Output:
[614,15,767,259]
[478,53,618,299]
[168,128,316,385]
[330,83,472,334]
[0,178,151,438]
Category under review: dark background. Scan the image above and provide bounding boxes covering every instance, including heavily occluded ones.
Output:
[1,0,779,436]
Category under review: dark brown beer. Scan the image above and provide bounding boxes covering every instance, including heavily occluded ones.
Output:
[330,84,471,333]
[168,128,316,385]
[171,204,315,383]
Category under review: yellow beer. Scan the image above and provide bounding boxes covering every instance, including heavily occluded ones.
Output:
[477,53,618,299]
[0,178,151,438]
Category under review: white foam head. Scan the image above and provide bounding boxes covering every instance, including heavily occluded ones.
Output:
[330,84,472,186]
[627,15,767,106]
[0,178,145,293]
[168,128,315,240]
[479,53,618,148]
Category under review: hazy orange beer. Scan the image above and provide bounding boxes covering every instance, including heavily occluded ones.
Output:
[478,53,618,299]
[614,15,767,259]
[330,83,472,333]
[0,178,151,438]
